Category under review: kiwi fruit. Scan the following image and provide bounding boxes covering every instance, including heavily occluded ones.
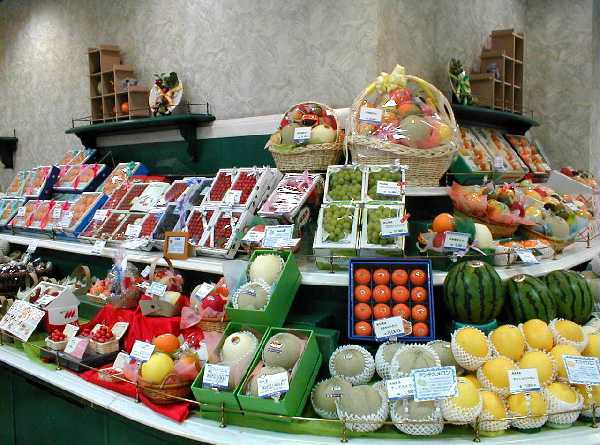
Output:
[329,345,374,385]
[262,332,303,369]
[311,377,352,419]
[248,366,288,396]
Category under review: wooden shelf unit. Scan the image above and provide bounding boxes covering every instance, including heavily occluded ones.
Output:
[87,46,150,124]
[470,29,524,114]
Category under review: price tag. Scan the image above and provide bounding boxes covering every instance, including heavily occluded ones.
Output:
[91,239,106,255]
[60,211,73,228]
[130,340,155,362]
[52,207,63,219]
[26,240,39,255]
[197,341,208,361]
[380,217,409,238]
[93,209,108,222]
[202,364,230,389]
[17,207,26,217]
[64,337,89,360]
[122,238,149,250]
[376,181,403,196]
[223,189,242,205]
[373,316,406,341]
[257,371,289,398]
[193,283,215,301]
[148,281,167,297]
[140,265,151,278]
[443,232,470,251]
[34,294,57,307]
[0,300,45,342]
[493,156,505,170]
[263,225,294,248]
[359,106,383,124]
[563,355,600,385]
[111,321,129,340]
[112,352,130,371]
[412,366,458,402]
[516,248,539,264]
[508,368,541,393]
[242,229,266,244]
[293,126,312,142]
[63,324,79,339]
[386,377,415,401]
[166,235,187,255]
[125,224,142,238]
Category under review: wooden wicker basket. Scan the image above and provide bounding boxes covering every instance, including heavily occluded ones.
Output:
[520,227,575,254]
[138,372,193,404]
[454,210,519,239]
[266,101,343,172]
[139,257,184,317]
[347,75,459,186]
[88,338,119,354]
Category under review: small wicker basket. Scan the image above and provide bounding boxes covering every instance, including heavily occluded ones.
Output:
[347,74,458,186]
[45,337,67,351]
[138,372,193,405]
[88,338,119,355]
[266,101,343,172]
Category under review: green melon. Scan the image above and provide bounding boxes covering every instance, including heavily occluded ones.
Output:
[545,270,593,324]
[443,261,506,323]
[505,274,556,323]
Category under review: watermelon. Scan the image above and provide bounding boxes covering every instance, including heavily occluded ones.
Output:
[505,274,556,323]
[444,260,506,323]
[545,270,593,324]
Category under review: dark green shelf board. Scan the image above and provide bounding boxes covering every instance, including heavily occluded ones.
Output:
[0,136,18,169]
[452,104,539,135]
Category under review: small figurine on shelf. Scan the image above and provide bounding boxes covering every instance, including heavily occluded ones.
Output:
[448,58,474,105]
[149,72,183,116]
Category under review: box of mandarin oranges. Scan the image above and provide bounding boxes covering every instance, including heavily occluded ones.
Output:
[348,258,435,342]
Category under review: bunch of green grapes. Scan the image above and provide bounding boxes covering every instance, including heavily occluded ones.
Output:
[328,168,362,201]
[323,205,353,242]
[367,169,402,200]
[367,206,396,245]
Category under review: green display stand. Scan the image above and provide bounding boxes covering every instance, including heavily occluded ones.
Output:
[451,319,498,334]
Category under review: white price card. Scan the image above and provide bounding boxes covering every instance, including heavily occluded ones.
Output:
[508,368,541,393]
[52,207,63,219]
[64,337,89,360]
[111,321,129,340]
[443,232,470,251]
[293,126,312,142]
[516,248,539,264]
[26,240,39,255]
[386,377,415,401]
[125,223,142,238]
[17,207,26,217]
[130,340,155,362]
[373,316,407,341]
[140,265,151,278]
[263,225,294,248]
[493,156,505,170]
[257,371,290,398]
[112,352,130,371]
[223,189,242,205]
[63,323,79,339]
[242,229,266,244]
[202,364,230,389]
[91,239,106,255]
[148,281,167,297]
[166,235,187,255]
[376,180,403,196]
[60,211,73,228]
[412,366,458,402]
[563,355,600,385]
[380,217,409,238]
[359,106,383,124]
[93,209,108,222]
[0,300,45,342]
[193,282,215,301]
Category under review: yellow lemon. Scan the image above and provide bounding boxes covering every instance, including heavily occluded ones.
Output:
[491,325,526,361]
[456,327,489,357]
[547,382,577,404]
[550,344,580,379]
[583,333,600,358]
[522,319,554,351]
[481,356,516,389]
[555,319,584,342]
[508,392,547,417]
[481,390,507,420]
[519,351,555,385]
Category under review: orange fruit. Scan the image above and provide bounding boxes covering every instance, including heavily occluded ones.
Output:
[410,269,427,286]
[392,303,410,319]
[373,268,390,285]
[120,101,129,114]
[355,321,372,336]
[354,285,372,302]
[354,303,372,321]
[354,268,371,285]
[413,322,429,337]
[373,303,391,319]
[152,333,180,354]
[432,213,455,233]
[373,285,391,303]
[391,269,408,286]
[411,286,427,303]
[392,285,409,303]
[412,304,428,321]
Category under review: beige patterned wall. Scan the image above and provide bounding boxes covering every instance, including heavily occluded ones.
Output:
[0,0,596,186]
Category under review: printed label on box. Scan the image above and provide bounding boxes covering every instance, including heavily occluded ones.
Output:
[508,368,541,393]
[148,281,167,297]
[125,224,142,238]
[263,225,294,248]
[93,209,108,222]
[63,324,79,339]
[52,207,63,219]
[242,229,265,244]
[140,265,151,278]
[293,127,311,142]
[223,189,242,205]
[60,211,73,228]
[167,235,187,255]
[373,316,406,341]
[202,364,230,389]
[376,181,403,196]
[111,321,129,340]
[359,107,383,124]
[443,232,470,251]
[516,248,539,264]
[493,156,505,170]
[257,371,289,398]
[412,366,458,401]
[193,282,215,301]
[0,300,45,342]
[112,352,130,371]
[380,217,408,238]
[17,207,26,217]
[130,340,155,362]
[386,377,415,401]
[64,336,89,360]
[563,355,600,385]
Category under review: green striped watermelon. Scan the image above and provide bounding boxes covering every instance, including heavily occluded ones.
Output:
[443,260,506,323]
[505,274,556,323]
[545,270,593,324]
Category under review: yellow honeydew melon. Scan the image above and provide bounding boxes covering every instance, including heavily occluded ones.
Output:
[481,390,507,420]
[508,392,548,417]
[550,344,580,379]
[456,327,489,357]
[521,319,554,351]
[546,382,578,404]
[490,325,525,361]
[583,333,600,358]
[518,351,555,385]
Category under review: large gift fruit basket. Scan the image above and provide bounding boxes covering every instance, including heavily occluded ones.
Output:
[266,102,344,172]
[138,372,193,405]
[347,65,459,186]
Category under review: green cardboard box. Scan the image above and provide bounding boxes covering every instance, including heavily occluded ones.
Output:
[226,250,301,327]
[190,322,269,413]
[236,327,322,417]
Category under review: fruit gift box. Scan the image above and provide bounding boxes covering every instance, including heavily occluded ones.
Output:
[152,204,189,249]
[237,327,322,417]
[227,250,301,327]
[347,64,459,186]
[198,208,250,258]
[0,198,25,227]
[6,170,30,196]
[54,192,107,238]
[28,281,80,332]
[10,200,40,229]
[362,164,407,203]
[505,134,552,181]
[313,204,360,271]
[184,207,215,247]
[472,127,528,181]
[26,200,57,231]
[266,101,343,172]
[130,182,170,212]
[43,201,72,232]
[348,259,435,342]
[323,165,365,204]
[23,165,59,199]
[53,163,109,192]
[57,147,96,165]
[191,323,270,414]
[115,182,150,211]
[109,212,146,243]
[450,126,496,185]
[97,162,148,196]
[359,204,407,256]
[258,173,323,224]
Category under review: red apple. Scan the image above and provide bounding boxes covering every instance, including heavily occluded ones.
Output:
[201,293,225,312]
